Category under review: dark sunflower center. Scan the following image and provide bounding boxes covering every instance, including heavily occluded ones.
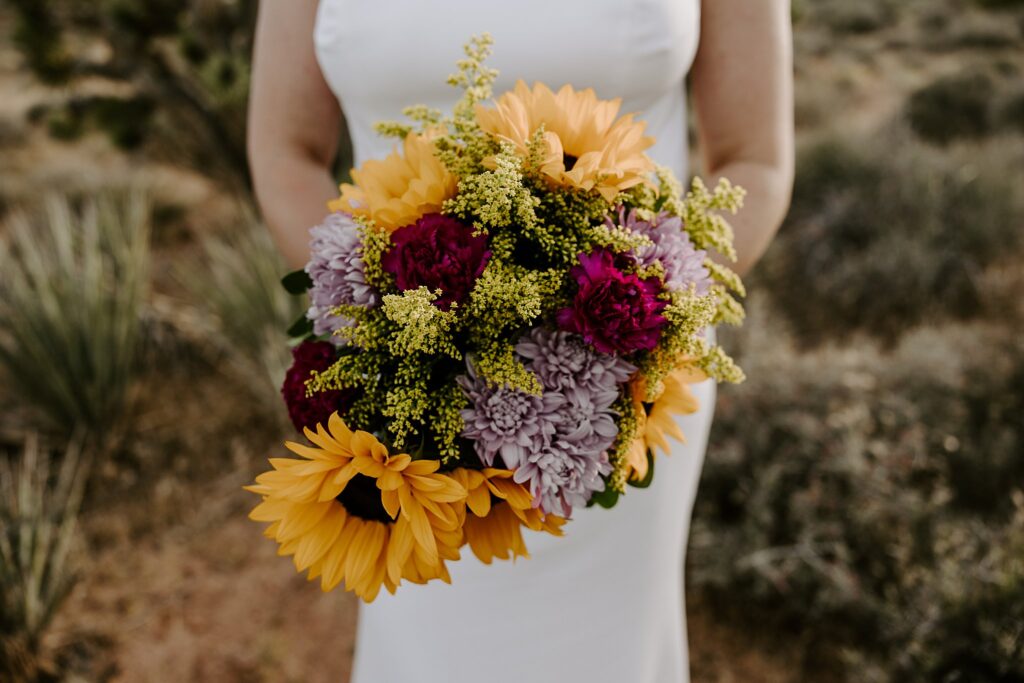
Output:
[563,153,579,171]
[336,473,392,523]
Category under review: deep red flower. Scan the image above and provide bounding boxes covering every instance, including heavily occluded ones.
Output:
[281,340,357,433]
[555,249,668,355]
[380,214,490,310]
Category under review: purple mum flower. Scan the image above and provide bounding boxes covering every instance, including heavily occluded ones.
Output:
[512,385,617,516]
[458,329,636,517]
[607,207,712,295]
[306,212,378,342]
[457,363,563,469]
[513,439,612,517]
[516,328,636,394]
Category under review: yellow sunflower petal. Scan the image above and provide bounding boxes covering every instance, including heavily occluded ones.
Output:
[476,79,654,200]
[329,132,457,231]
[377,470,405,491]
[319,529,350,591]
[405,473,446,491]
[386,516,414,585]
[404,459,441,475]
[466,482,491,517]
[399,487,438,566]
[293,505,347,571]
[384,453,412,471]
[276,500,333,542]
[304,422,349,455]
[626,435,650,482]
[284,440,345,464]
[248,498,291,523]
[346,522,388,599]
[341,520,375,587]
[381,488,401,520]
[487,477,533,510]
[326,412,354,443]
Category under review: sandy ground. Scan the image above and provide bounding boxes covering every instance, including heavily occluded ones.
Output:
[51,477,799,683]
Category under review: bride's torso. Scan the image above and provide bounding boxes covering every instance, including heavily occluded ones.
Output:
[315,8,711,681]
[314,0,700,177]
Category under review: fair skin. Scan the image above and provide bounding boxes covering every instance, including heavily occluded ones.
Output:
[248,1,794,275]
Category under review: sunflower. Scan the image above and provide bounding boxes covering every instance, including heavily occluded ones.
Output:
[245,413,466,601]
[475,80,655,202]
[328,131,457,232]
[451,468,565,564]
[626,363,707,481]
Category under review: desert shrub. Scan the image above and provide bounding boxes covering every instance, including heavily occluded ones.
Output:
[997,88,1024,133]
[950,18,1022,49]
[0,115,25,150]
[6,0,356,191]
[0,193,151,441]
[38,95,157,150]
[907,72,994,144]
[6,0,71,85]
[791,0,808,24]
[813,0,894,34]
[179,222,304,407]
[757,134,1024,347]
[974,0,1024,8]
[6,0,256,188]
[0,436,90,683]
[691,326,1024,681]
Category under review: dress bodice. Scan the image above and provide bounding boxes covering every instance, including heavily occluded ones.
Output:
[314,0,700,178]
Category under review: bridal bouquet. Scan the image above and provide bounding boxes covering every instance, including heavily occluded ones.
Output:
[246,35,746,601]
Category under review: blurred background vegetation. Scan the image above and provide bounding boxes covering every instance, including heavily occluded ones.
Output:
[0,0,1021,681]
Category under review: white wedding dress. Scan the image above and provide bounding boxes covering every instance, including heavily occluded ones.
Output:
[313,2,711,681]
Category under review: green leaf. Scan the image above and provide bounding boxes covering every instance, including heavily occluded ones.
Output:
[286,313,313,338]
[281,269,312,295]
[627,450,656,489]
[589,486,621,510]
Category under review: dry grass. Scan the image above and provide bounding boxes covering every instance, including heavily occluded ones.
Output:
[1,435,90,682]
[177,220,304,411]
[0,193,150,442]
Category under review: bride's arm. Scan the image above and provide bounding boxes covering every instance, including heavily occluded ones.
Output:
[690,0,795,276]
[248,0,342,270]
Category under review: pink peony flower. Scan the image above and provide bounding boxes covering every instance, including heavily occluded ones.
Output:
[380,214,490,311]
[555,249,668,355]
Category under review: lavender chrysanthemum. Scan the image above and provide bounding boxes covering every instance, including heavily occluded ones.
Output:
[306,212,379,342]
[607,207,712,294]
[457,363,563,469]
[459,329,636,517]
[513,386,616,515]
[516,328,635,394]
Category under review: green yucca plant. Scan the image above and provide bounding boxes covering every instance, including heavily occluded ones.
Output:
[0,193,151,440]
[180,220,303,405]
[0,435,90,682]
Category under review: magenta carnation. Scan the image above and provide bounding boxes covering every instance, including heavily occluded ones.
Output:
[281,340,357,433]
[380,214,490,310]
[555,249,668,355]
